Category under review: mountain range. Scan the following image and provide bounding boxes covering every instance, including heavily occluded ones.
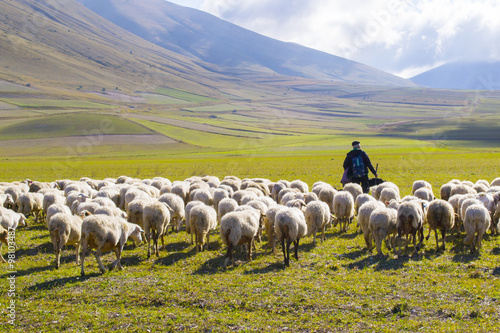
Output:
[411,61,500,90]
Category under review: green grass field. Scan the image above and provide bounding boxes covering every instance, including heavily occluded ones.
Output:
[0,81,499,332]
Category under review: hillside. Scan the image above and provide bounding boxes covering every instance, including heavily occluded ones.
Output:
[0,0,233,94]
[411,61,500,90]
[78,0,415,87]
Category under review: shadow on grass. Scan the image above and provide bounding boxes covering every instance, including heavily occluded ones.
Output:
[192,256,226,275]
[27,273,100,292]
[153,246,197,267]
[26,224,47,232]
[345,253,411,271]
[16,242,53,258]
[491,247,500,255]
[0,264,54,278]
[244,262,284,274]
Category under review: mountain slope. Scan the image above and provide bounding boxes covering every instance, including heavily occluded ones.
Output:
[78,0,415,87]
[411,61,500,90]
[0,0,230,94]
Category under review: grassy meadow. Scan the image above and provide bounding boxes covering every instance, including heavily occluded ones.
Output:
[1,81,500,332]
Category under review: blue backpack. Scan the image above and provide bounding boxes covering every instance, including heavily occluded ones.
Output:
[351,154,366,178]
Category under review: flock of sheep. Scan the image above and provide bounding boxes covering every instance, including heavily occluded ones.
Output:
[1,175,499,274]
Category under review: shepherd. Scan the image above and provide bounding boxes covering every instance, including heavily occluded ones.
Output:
[342,140,378,194]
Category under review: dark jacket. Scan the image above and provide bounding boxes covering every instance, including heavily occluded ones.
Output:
[343,148,376,178]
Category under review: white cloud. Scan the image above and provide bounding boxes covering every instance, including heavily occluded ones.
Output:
[193,0,500,77]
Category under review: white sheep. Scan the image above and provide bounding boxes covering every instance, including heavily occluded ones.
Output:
[440,183,455,201]
[358,200,385,251]
[143,201,172,258]
[372,182,399,200]
[305,201,334,245]
[369,207,398,255]
[290,179,309,193]
[0,207,26,230]
[275,207,307,267]
[127,198,154,228]
[158,193,186,232]
[94,206,126,218]
[0,194,14,209]
[213,188,230,213]
[48,213,83,268]
[220,207,263,267]
[317,185,337,213]
[272,181,288,203]
[46,203,72,226]
[396,200,426,255]
[80,214,144,275]
[412,180,432,194]
[354,193,377,215]
[379,187,401,205]
[343,183,363,203]
[0,225,8,263]
[413,187,435,202]
[332,191,355,232]
[189,203,217,252]
[263,205,287,254]
[450,184,477,197]
[17,192,43,223]
[463,204,491,254]
[425,199,455,251]
[191,188,214,206]
[185,201,205,244]
[491,201,500,235]
[490,177,500,187]
[217,198,238,223]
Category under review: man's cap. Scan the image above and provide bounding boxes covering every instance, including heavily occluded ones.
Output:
[352,140,360,146]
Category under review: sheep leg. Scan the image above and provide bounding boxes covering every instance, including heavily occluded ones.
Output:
[312,229,317,246]
[56,234,66,269]
[441,229,447,250]
[293,238,300,261]
[146,230,152,259]
[75,242,80,265]
[111,246,124,271]
[153,229,159,257]
[95,247,106,274]
[206,232,210,251]
[223,243,234,267]
[248,238,254,261]
[434,229,440,251]
[426,227,432,241]
[321,224,326,243]
[285,240,292,267]
[364,231,372,251]
[281,238,287,267]
[80,240,88,276]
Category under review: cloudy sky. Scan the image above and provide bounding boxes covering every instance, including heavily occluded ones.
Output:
[167,0,500,78]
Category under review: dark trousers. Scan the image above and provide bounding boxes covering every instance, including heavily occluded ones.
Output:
[350,175,370,194]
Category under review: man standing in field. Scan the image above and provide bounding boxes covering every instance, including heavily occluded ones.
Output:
[343,140,378,193]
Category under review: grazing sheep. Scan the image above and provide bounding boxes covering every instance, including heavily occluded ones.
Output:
[463,204,491,254]
[159,193,186,232]
[189,203,217,252]
[17,192,43,223]
[358,201,386,250]
[46,203,72,226]
[332,191,355,232]
[304,192,319,204]
[80,215,144,275]
[425,199,455,251]
[343,183,363,203]
[305,201,333,245]
[280,191,304,206]
[413,187,434,202]
[275,207,307,267]
[412,180,432,194]
[440,183,455,201]
[0,207,26,229]
[450,184,477,197]
[379,187,400,205]
[263,205,287,254]
[217,198,238,223]
[318,185,337,213]
[490,177,500,187]
[219,177,241,193]
[396,200,426,255]
[185,201,205,244]
[272,181,288,203]
[5,185,27,211]
[213,188,230,213]
[290,179,309,193]
[355,194,377,215]
[95,187,121,207]
[369,207,398,255]
[491,201,500,235]
[372,182,399,201]
[126,198,154,228]
[48,213,83,268]
[191,188,214,206]
[0,194,14,209]
[220,207,264,267]
[0,225,8,263]
[94,206,126,218]
[171,182,190,204]
[143,201,172,258]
